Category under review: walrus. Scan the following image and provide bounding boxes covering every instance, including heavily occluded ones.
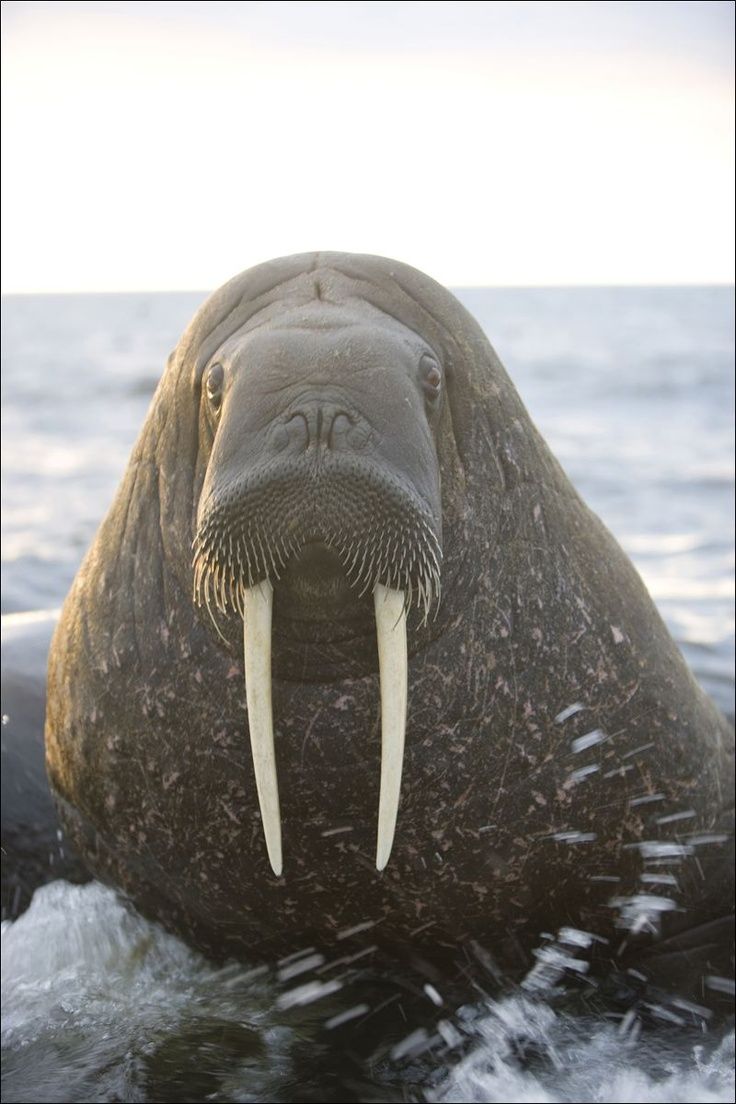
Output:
[39,253,733,991]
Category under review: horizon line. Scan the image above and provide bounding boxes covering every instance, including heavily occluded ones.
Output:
[3,281,735,298]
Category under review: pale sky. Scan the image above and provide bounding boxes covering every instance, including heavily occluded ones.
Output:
[2,1,734,292]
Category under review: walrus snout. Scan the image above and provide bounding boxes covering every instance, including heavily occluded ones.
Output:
[193,456,442,621]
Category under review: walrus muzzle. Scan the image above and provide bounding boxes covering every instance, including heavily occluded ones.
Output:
[193,455,442,875]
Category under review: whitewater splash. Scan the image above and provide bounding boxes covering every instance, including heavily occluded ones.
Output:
[2,881,733,1103]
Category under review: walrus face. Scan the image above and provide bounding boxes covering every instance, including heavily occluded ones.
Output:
[192,302,444,875]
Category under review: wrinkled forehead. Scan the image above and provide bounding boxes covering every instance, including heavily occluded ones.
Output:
[214,300,438,379]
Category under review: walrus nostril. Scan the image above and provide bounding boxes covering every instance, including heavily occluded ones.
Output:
[282,406,357,452]
[327,411,353,449]
[283,412,310,450]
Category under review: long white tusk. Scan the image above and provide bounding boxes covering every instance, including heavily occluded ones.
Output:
[243,581,282,876]
[373,583,408,871]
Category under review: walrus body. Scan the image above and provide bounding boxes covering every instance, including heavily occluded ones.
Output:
[43,254,733,981]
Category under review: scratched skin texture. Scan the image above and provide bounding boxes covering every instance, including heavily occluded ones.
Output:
[45,253,734,985]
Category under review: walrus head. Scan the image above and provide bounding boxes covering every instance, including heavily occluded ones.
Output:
[191,300,444,873]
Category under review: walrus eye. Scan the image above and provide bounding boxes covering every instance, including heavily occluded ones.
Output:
[206,363,224,412]
[420,355,442,402]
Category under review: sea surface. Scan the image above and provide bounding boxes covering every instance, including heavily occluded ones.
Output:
[1,286,734,1102]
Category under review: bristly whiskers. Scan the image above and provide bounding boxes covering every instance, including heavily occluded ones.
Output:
[191,463,442,632]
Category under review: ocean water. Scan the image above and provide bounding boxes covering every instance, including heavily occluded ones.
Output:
[1,286,734,1102]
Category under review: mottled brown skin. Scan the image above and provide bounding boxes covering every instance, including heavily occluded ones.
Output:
[45,253,734,987]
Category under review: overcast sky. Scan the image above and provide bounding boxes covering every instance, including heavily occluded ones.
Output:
[2,1,734,291]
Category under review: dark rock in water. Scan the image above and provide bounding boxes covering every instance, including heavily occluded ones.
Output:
[1,613,89,920]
